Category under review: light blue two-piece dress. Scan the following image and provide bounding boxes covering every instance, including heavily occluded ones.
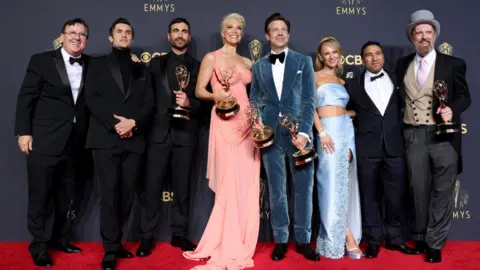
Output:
[314,83,362,259]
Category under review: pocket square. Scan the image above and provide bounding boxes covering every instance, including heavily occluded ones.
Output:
[297,70,302,74]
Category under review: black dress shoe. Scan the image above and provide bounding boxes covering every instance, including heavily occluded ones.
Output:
[416,241,428,253]
[101,252,117,270]
[385,242,420,255]
[426,248,442,263]
[271,243,288,261]
[171,236,196,251]
[50,241,82,253]
[136,239,155,257]
[295,243,320,261]
[32,251,53,267]
[116,247,134,258]
[365,244,380,258]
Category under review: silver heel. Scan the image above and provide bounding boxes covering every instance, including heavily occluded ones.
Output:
[346,248,363,259]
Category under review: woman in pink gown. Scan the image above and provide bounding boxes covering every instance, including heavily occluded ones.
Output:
[182,13,260,270]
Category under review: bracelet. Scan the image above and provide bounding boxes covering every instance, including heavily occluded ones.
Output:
[319,131,327,138]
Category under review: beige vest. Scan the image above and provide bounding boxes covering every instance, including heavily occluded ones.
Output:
[403,60,436,125]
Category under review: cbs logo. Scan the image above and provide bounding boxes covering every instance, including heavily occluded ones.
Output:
[140,52,167,63]
[340,55,363,66]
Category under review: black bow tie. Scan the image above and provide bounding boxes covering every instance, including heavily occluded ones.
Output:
[69,56,84,66]
[370,72,384,81]
[269,51,285,64]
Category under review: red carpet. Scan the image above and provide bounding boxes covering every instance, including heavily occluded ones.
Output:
[0,242,479,269]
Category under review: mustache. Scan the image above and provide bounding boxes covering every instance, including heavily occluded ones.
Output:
[420,39,430,43]
[174,38,186,42]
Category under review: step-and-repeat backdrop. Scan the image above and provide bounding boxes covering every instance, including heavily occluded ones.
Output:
[0,0,477,241]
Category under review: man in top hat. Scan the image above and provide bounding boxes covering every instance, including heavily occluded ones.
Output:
[395,10,471,263]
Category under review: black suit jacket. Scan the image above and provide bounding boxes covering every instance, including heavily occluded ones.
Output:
[347,70,404,157]
[395,51,471,174]
[14,49,90,155]
[148,52,201,146]
[85,52,154,153]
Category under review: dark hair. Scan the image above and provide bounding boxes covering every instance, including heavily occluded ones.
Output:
[264,12,290,33]
[61,18,89,39]
[360,41,384,57]
[168,17,191,33]
[109,17,135,38]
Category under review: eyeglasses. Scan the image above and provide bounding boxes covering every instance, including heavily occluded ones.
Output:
[63,31,88,39]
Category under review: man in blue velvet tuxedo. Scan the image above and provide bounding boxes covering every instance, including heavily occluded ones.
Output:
[249,13,319,262]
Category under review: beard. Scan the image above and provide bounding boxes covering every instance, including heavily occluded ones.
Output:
[169,38,189,50]
[415,39,434,56]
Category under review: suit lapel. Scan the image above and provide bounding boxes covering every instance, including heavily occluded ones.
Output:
[400,53,416,84]
[77,53,88,97]
[107,53,125,96]
[260,57,279,101]
[53,49,70,88]
[358,71,381,115]
[432,50,447,115]
[384,71,399,112]
[433,50,446,84]
[281,51,298,101]
[160,55,172,98]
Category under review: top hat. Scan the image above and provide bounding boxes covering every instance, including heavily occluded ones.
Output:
[406,10,440,42]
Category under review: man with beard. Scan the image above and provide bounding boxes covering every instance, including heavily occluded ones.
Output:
[85,18,154,269]
[136,17,201,257]
[14,18,90,267]
[396,10,471,263]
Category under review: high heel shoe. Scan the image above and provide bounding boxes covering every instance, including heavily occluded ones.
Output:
[346,247,363,259]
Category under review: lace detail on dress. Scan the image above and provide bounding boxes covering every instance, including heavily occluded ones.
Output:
[316,141,350,259]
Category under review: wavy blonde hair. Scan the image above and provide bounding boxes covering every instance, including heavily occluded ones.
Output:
[220,13,246,32]
[315,36,343,77]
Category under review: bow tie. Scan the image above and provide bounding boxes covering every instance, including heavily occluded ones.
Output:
[370,72,384,82]
[269,51,285,64]
[69,56,84,66]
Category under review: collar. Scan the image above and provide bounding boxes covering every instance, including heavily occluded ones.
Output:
[61,47,81,61]
[365,68,385,80]
[415,48,436,65]
[270,47,289,56]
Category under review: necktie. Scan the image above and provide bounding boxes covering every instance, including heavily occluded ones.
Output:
[69,56,84,66]
[417,58,427,88]
[370,72,384,82]
[269,51,285,64]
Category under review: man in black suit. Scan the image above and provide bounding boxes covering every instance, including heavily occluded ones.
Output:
[85,18,154,270]
[136,17,200,257]
[396,10,471,263]
[14,18,90,267]
[347,41,419,258]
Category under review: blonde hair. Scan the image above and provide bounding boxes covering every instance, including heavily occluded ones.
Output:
[315,36,344,77]
[220,13,246,32]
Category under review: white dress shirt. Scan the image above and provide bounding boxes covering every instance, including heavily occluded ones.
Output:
[61,48,83,122]
[414,49,436,77]
[271,48,288,99]
[364,69,394,116]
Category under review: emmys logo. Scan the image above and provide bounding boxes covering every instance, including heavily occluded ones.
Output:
[53,36,62,50]
[453,180,470,219]
[341,54,363,65]
[438,42,453,56]
[259,178,270,219]
[144,0,175,12]
[140,51,167,63]
[336,0,367,16]
[248,39,263,63]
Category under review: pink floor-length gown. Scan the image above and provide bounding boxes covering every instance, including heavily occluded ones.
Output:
[183,50,260,269]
